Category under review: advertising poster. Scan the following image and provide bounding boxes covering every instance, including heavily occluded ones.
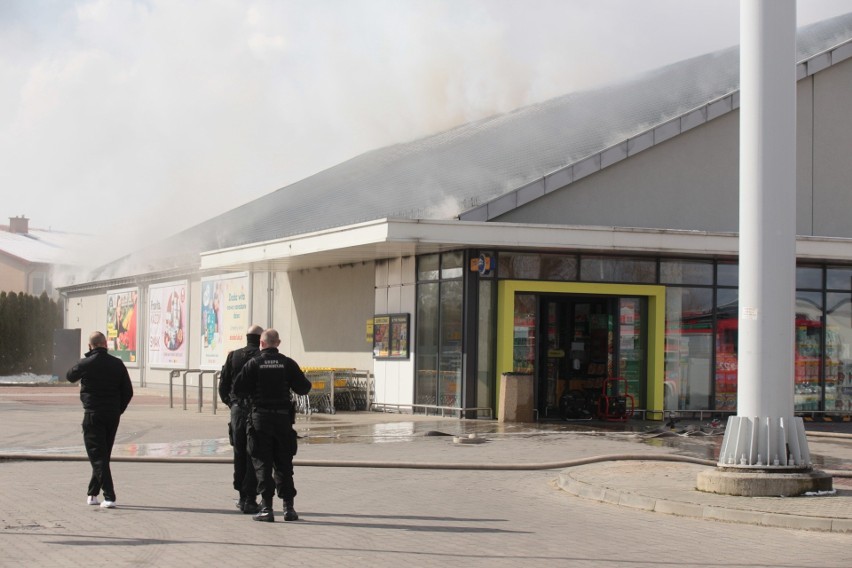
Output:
[372,313,410,359]
[390,314,409,357]
[147,281,188,368]
[106,287,139,366]
[200,273,250,369]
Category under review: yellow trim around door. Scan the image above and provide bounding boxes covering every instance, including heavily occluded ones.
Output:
[496,280,666,420]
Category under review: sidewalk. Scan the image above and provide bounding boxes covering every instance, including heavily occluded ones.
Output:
[1,386,851,566]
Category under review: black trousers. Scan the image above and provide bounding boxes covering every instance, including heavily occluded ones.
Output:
[82,411,121,501]
[247,411,298,503]
[229,404,257,498]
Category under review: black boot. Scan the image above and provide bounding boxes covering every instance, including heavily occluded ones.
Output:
[283,499,299,521]
[236,493,246,512]
[253,500,274,522]
[242,497,259,515]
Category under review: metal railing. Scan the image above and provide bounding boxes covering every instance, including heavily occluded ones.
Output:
[168,369,217,412]
[370,403,494,419]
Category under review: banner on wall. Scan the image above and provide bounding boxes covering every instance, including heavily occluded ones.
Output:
[147,281,188,368]
[200,272,251,370]
[106,287,139,366]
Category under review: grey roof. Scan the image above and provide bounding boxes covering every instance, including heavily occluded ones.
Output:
[89,12,852,282]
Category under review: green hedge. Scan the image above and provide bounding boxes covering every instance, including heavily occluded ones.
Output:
[0,291,62,375]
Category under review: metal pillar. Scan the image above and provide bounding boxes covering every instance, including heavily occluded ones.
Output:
[698,0,833,495]
[715,0,811,470]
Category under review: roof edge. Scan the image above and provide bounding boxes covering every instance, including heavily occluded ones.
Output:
[459,37,852,223]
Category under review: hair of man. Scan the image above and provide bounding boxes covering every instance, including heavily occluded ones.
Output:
[89,331,107,348]
[261,328,281,347]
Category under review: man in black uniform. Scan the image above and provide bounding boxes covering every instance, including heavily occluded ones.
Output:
[218,324,264,514]
[233,328,311,522]
[66,331,133,508]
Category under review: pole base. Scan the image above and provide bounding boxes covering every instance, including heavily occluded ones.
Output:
[697,468,833,497]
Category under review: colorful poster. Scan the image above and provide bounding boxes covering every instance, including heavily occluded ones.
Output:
[106,287,139,366]
[147,281,188,368]
[200,273,251,369]
[372,313,410,359]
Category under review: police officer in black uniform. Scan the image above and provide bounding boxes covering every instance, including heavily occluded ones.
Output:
[233,328,311,522]
[218,324,264,514]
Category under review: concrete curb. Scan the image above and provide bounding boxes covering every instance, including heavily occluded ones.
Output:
[557,465,851,533]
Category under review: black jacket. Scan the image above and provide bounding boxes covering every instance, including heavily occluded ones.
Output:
[232,348,311,410]
[66,347,133,414]
[218,334,261,406]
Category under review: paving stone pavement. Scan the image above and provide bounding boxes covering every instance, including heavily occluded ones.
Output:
[1,386,851,567]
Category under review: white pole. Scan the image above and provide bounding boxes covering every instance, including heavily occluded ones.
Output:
[716,0,811,468]
[738,0,796,417]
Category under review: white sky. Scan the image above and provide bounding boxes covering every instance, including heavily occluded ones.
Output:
[2,0,852,265]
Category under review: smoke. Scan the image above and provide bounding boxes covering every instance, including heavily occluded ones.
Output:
[2,0,851,271]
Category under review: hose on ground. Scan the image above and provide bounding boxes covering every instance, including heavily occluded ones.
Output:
[0,451,849,477]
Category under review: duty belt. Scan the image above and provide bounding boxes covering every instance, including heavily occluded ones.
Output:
[253,407,290,414]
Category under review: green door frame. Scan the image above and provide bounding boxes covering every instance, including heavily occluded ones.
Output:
[496,280,666,420]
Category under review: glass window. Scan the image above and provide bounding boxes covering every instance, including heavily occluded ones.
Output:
[715,288,738,412]
[717,262,738,287]
[826,292,852,414]
[512,294,536,373]
[438,281,463,407]
[618,297,646,409]
[30,272,47,296]
[660,260,713,285]
[418,254,439,281]
[796,266,822,290]
[665,287,713,410]
[826,267,852,291]
[580,256,656,283]
[498,253,541,279]
[476,280,496,413]
[441,251,464,280]
[415,282,439,406]
[541,255,577,281]
[794,291,823,412]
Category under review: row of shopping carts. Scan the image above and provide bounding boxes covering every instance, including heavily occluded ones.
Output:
[294,368,374,415]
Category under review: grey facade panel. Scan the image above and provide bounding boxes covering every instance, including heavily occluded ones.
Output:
[681,108,707,132]
[707,96,733,121]
[573,154,601,182]
[488,192,518,219]
[601,142,628,169]
[654,119,681,144]
[627,131,654,156]
[833,41,852,63]
[544,167,573,193]
[517,179,546,207]
[808,52,832,75]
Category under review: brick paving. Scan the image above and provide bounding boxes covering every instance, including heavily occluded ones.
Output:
[1,386,851,567]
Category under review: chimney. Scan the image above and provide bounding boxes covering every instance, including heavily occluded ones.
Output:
[9,216,29,234]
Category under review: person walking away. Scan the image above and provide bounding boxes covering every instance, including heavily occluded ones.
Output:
[66,331,133,508]
[233,328,311,522]
[218,324,264,514]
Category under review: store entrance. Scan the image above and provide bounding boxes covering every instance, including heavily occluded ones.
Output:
[537,295,647,419]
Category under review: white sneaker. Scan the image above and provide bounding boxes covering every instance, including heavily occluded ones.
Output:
[100,500,116,509]
[87,496,99,506]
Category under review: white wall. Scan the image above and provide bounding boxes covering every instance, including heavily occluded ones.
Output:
[272,263,375,370]
[372,256,416,407]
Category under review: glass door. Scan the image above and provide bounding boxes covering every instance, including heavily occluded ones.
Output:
[617,297,647,409]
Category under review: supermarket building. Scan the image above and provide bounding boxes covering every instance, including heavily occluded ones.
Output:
[60,15,852,421]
